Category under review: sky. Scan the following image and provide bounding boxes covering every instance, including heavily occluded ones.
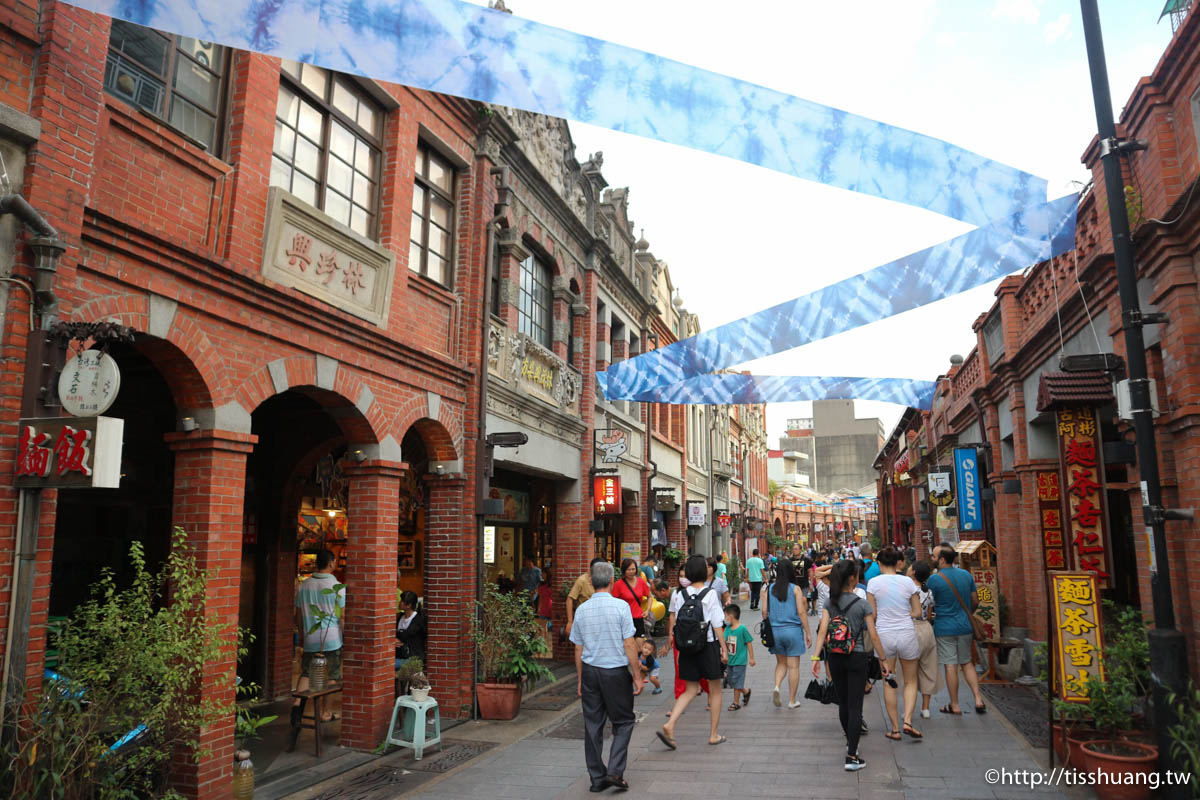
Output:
[470,0,1176,441]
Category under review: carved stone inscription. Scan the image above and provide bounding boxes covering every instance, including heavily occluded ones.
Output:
[262,187,395,326]
[487,320,581,416]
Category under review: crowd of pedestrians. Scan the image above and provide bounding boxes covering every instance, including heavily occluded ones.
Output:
[563,538,987,791]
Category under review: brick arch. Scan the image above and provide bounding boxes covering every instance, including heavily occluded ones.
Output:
[395,415,457,462]
[234,355,382,444]
[520,229,565,277]
[70,294,220,411]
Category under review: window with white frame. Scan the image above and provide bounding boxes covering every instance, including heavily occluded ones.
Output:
[518,254,553,348]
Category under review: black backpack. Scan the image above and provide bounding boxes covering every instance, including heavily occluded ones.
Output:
[673,587,712,654]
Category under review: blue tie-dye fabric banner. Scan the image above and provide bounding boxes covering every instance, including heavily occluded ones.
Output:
[601,193,1077,401]
[62,0,1074,408]
[594,373,939,410]
[72,0,1047,227]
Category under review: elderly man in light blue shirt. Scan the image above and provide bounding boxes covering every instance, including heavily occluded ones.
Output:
[570,560,644,792]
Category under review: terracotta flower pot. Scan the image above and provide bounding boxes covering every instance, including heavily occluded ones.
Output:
[1066,729,1103,769]
[476,682,522,720]
[1080,740,1158,800]
[1051,723,1071,764]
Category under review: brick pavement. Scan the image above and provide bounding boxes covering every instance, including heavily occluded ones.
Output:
[406,618,1081,800]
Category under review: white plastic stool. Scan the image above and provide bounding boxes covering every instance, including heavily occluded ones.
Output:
[385,695,441,760]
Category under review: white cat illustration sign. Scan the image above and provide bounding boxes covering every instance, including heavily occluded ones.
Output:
[595,428,628,464]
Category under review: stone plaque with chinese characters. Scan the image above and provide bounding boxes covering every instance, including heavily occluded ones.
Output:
[1055,406,1112,587]
[486,321,582,417]
[1036,470,1068,570]
[14,416,124,488]
[58,350,121,417]
[261,187,395,326]
[1048,572,1105,703]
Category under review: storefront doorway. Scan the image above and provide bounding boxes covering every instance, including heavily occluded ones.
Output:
[49,341,178,626]
[484,469,555,589]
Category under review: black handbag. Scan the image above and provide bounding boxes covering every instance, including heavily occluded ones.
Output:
[867,655,883,682]
[758,586,775,648]
[804,679,823,702]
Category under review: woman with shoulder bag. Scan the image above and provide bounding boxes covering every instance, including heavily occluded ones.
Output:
[611,558,651,637]
[908,560,939,720]
[760,557,812,709]
[395,591,426,665]
[811,560,889,773]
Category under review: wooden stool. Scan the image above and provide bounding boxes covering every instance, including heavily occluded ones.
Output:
[287,685,343,757]
[385,695,441,760]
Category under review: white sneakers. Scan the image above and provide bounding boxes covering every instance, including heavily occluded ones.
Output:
[772,687,782,707]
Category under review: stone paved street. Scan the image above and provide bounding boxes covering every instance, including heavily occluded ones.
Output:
[405,617,1080,800]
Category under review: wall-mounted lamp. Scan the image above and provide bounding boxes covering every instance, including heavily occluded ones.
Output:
[180,416,198,432]
[352,449,367,463]
[434,464,445,474]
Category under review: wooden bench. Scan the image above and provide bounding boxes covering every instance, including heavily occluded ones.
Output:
[287,685,343,757]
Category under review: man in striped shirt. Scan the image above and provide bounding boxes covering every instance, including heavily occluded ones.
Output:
[570,560,644,792]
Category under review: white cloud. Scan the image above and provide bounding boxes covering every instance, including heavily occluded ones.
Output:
[1043,13,1072,44]
[992,0,1041,24]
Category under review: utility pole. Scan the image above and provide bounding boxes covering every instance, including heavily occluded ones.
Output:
[1079,1,1193,790]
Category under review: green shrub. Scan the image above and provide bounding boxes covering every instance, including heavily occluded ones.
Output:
[1,527,238,799]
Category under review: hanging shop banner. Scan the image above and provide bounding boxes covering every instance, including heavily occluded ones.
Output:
[953,447,983,533]
[687,502,706,526]
[485,487,530,523]
[1036,470,1068,570]
[593,475,622,516]
[927,471,953,506]
[483,525,496,565]
[717,512,731,529]
[1055,407,1112,587]
[650,509,667,548]
[15,416,124,489]
[1048,572,1105,703]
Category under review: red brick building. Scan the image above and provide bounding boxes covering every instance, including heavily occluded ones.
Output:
[875,10,1200,669]
[0,3,497,795]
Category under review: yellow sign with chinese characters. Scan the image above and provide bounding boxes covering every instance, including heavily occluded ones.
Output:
[1049,572,1105,702]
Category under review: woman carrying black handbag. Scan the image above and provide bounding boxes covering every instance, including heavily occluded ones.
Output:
[760,558,812,709]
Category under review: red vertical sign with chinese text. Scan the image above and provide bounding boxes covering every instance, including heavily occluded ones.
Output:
[1035,470,1067,570]
[1055,407,1112,588]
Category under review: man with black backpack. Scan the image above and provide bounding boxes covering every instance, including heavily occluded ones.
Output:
[657,554,729,750]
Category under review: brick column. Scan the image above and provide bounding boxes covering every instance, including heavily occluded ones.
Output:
[340,459,404,750]
[422,473,474,717]
[165,430,257,800]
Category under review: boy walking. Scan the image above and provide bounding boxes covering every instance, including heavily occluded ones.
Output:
[723,603,755,709]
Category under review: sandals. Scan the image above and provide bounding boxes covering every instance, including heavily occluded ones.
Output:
[975,703,987,714]
[708,735,728,746]
[744,689,752,706]
[727,703,741,711]
[884,730,902,741]
[939,704,962,715]
[903,722,923,739]
[656,730,677,750]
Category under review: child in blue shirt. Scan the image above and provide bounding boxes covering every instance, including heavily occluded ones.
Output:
[723,603,756,709]
[639,638,663,694]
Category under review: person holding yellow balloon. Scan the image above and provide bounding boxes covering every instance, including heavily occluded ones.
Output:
[611,558,653,637]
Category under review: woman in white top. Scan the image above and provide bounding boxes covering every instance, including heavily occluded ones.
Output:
[866,547,923,740]
[659,555,728,749]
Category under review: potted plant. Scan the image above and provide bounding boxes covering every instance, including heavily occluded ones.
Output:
[232,681,277,800]
[305,582,346,690]
[1080,669,1157,800]
[1051,695,1097,766]
[662,547,685,571]
[471,585,554,719]
[409,671,432,703]
[396,656,424,697]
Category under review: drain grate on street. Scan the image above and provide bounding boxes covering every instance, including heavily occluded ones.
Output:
[406,740,496,773]
[308,766,409,799]
[521,690,580,711]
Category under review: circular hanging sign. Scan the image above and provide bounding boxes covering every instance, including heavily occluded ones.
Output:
[58,350,121,416]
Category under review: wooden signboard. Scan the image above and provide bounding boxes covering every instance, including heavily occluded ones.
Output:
[1048,571,1105,702]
